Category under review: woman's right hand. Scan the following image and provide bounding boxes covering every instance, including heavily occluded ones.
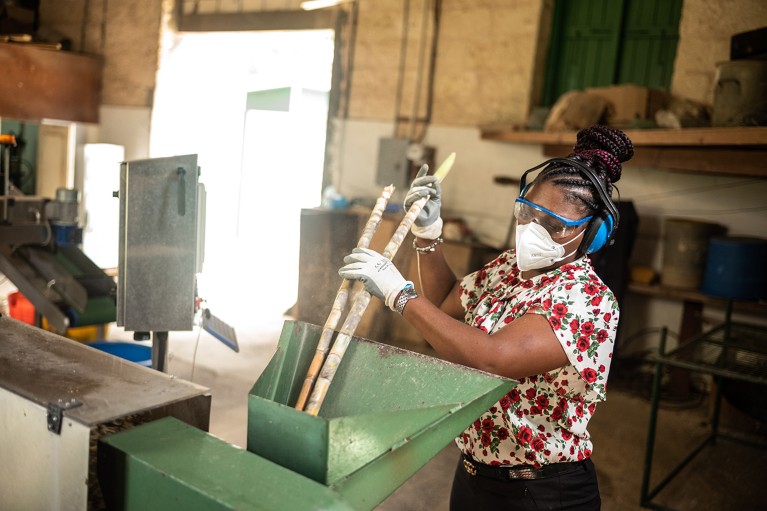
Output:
[404,164,441,228]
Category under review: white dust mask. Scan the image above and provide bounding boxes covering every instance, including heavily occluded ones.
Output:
[515,222,584,271]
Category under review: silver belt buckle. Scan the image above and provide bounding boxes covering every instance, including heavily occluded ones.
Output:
[463,459,477,476]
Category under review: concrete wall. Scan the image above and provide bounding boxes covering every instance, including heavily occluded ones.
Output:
[348,0,547,127]
[39,0,164,159]
[672,0,767,105]
[33,0,767,351]
[328,0,767,352]
[39,0,163,107]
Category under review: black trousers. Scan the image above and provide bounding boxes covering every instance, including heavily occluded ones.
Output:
[449,457,601,511]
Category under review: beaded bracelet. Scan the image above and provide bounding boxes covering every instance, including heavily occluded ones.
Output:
[413,237,444,253]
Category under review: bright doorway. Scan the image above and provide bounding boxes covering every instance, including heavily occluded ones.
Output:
[150,30,334,328]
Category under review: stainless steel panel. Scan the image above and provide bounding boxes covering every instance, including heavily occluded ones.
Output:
[0,389,91,511]
[117,154,200,332]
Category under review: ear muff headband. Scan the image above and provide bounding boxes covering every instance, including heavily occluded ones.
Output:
[518,157,619,253]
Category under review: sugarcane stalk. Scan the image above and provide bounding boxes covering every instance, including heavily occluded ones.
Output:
[303,154,456,416]
[295,185,395,410]
[303,288,372,415]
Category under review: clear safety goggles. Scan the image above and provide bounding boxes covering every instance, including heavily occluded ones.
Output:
[513,198,593,239]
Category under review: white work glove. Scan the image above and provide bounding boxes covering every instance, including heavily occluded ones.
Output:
[404,164,443,239]
[338,247,412,310]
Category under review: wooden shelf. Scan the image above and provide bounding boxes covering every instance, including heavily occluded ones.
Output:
[479,127,767,178]
[627,282,767,316]
[0,43,103,123]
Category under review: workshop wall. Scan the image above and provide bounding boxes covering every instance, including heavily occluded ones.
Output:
[37,0,165,159]
[28,0,767,352]
[331,0,767,239]
[672,0,767,106]
[39,0,163,108]
[328,0,767,354]
[347,0,548,127]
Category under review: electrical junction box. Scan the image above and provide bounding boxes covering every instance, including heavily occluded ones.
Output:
[117,154,205,333]
[376,137,410,189]
[376,137,436,190]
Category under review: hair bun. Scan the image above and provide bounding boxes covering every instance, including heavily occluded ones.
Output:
[570,125,634,185]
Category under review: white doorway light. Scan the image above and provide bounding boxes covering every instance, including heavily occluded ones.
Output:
[150,29,334,327]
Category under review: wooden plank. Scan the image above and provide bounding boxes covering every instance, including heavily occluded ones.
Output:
[482,127,767,147]
[635,148,767,177]
[627,282,767,315]
[541,144,767,178]
[0,44,102,123]
[178,9,337,32]
[627,127,767,146]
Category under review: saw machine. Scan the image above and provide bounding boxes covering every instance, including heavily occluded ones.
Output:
[0,187,117,334]
[1,134,117,335]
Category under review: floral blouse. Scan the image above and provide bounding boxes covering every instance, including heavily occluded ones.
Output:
[455,249,619,467]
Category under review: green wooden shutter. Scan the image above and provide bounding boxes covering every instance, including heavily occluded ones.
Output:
[544,0,625,105]
[543,0,682,106]
[616,0,682,90]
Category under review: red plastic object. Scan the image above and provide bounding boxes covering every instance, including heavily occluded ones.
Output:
[7,291,35,325]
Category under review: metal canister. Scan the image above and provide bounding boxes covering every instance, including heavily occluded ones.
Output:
[660,218,726,289]
[712,60,767,127]
[702,236,767,300]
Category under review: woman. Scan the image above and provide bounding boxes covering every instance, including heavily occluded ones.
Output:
[339,125,634,510]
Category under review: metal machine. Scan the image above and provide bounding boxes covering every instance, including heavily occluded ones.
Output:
[116,153,205,371]
[116,153,238,370]
[1,134,117,335]
[98,320,516,510]
[2,144,513,509]
[0,316,212,510]
[1,148,236,370]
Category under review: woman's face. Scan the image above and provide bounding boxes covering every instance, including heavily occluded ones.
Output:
[517,180,591,244]
[514,179,592,275]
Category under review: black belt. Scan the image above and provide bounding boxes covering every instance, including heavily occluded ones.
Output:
[461,454,586,481]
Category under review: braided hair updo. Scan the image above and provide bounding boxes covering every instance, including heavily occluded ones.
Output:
[538,125,634,213]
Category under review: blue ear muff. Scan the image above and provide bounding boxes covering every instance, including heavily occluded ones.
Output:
[519,156,620,254]
[585,213,614,254]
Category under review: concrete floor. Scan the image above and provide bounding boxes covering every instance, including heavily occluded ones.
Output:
[106,314,767,511]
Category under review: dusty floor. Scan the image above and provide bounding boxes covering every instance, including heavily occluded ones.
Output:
[106,314,767,511]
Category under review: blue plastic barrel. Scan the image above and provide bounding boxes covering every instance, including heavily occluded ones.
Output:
[87,341,152,367]
[702,236,767,301]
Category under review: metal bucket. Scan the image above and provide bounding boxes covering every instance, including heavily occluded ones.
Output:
[247,320,515,510]
[661,218,726,289]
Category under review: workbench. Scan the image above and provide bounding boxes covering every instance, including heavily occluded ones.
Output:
[0,316,211,510]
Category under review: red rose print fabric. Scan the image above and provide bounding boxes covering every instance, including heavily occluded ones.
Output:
[455,250,618,467]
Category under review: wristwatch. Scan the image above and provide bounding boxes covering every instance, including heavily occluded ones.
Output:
[394,286,419,315]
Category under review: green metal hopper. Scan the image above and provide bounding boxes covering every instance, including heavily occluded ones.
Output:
[98,320,515,510]
[247,320,515,509]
